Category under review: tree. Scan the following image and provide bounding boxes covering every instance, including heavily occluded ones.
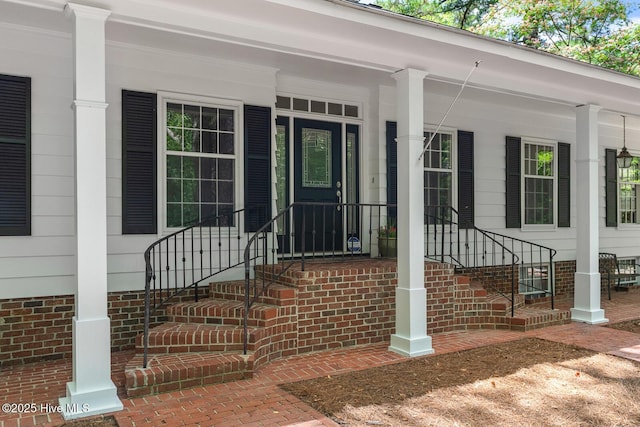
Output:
[376,0,499,28]
[374,0,640,77]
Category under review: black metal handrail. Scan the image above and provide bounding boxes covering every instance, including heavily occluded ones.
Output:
[142,208,263,368]
[242,202,396,354]
[425,206,557,316]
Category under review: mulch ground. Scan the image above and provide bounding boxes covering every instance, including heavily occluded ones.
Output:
[608,318,640,334]
[58,319,640,426]
[280,338,596,415]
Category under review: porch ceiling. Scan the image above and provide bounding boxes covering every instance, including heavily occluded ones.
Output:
[2,0,640,118]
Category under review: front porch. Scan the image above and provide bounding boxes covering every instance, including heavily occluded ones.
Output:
[1,286,639,426]
[125,258,571,397]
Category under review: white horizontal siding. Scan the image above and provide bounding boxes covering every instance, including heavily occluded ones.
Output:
[32,196,74,217]
[2,15,640,300]
[31,217,75,237]
[0,23,281,297]
[0,236,74,258]
[32,176,74,197]
[0,256,74,278]
[103,42,277,291]
[0,276,75,299]
[0,24,77,298]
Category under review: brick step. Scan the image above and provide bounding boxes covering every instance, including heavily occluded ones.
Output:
[167,299,278,327]
[137,322,263,354]
[454,275,488,297]
[124,351,254,398]
[508,307,572,332]
[485,292,525,312]
[524,295,554,306]
[209,280,296,306]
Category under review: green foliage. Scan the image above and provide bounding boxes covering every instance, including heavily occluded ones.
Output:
[619,156,640,183]
[379,220,397,237]
[374,0,640,77]
[376,0,499,28]
[537,149,554,176]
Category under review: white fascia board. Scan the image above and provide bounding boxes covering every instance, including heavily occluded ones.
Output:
[8,0,640,109]
[10,0,640,89]
[284,0,640,89]
[0,0,65,11]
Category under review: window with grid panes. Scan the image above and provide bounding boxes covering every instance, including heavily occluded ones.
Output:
[519,264,550,294]
[619,157,640,224]
[423,131,453,222]
[618,258,639,286]
[165,102,236,228]
[523,141,555,225]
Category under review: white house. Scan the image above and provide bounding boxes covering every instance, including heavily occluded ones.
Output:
[1,0,639,419]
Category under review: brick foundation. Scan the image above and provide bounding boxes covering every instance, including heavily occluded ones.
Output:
[293,264,397,353]
[0,288,207,366]
[124,259,572,396]
[267,260,523,353]
[1,259,581,367]
[555,260,576,298]
[457,260,577,300]
[0,295,74,366]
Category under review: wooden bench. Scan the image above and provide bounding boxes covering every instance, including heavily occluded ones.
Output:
[599,252,639,300]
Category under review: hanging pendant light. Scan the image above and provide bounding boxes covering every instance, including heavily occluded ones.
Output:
[617,115,633,169]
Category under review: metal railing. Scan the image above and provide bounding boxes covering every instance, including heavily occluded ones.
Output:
[424,205,557,316]
[141,201,557,364]
[242,202,395,353]
[142,207,267,368]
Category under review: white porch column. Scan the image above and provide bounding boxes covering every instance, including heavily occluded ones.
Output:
[59,3,123,419]
[389,68,434,357]
[571,104,607,324]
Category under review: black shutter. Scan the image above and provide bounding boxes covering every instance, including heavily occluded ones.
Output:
[457,131,474,228]
[505,136,521,228]
[557,142,570,227]
[0,75,31,236]
[244,105,271,232]
[605,148,618,227]
[122,90,157,234]
[386,121,398,220]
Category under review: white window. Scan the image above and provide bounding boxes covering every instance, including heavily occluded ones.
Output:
[618,257,639,286]
[424,130,455,221]
[519,264,550,295]
[523,140,556,225]
[619,157,640,224]
[163,97,239,229]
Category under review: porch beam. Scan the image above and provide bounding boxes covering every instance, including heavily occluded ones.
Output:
[571,104,607,324]
[389,68,434,357]
[59,3,123,419]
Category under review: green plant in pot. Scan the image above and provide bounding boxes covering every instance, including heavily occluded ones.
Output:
[378,221,397,258]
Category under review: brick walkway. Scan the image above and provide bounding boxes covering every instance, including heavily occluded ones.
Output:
[1,290,639,427]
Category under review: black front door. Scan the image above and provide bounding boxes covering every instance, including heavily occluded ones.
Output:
[294,118,342,253]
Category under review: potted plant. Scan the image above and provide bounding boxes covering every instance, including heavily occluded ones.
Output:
[378,222,397,257]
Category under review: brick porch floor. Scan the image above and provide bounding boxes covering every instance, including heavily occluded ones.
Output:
[1,289,639,427]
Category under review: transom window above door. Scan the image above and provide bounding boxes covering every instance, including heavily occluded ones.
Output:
[276,95,360,119]
[164,100,237,228]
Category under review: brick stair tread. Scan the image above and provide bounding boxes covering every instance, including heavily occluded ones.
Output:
[167,298,278,325]
[508,306,572,331]
[485,292,525,310]
[209,281,296,305]
[139,322,262,353]
[512,306,571,318]
[124,351,254,397]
